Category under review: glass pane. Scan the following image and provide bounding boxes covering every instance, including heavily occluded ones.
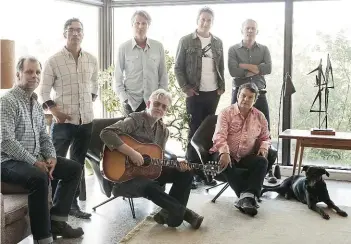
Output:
[292,0,351,169]
[0,0,102,118]
[113,3,284,156]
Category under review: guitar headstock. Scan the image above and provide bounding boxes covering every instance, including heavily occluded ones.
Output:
[203,161,221,177]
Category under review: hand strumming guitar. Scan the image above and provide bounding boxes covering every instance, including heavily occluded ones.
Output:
[117,143,144,166]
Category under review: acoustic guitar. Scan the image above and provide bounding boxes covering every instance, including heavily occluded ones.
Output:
[100,134,221,183]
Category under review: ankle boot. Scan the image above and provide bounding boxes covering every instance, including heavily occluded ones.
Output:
[51,220,84,239]
[153,209,168,225]
[183,208,204,229]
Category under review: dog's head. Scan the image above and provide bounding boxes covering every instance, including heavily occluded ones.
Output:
[301,166,329,187]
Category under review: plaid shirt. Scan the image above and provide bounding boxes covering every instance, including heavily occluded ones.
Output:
[38,47,99,125]
[1,86,56,164]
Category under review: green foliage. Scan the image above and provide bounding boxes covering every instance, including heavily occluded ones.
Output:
[98,51,189,150]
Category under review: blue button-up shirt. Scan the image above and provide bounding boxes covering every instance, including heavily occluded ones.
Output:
[114,38,168,111]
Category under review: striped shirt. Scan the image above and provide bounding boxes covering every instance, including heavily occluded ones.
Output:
[38,47,99,125]
[114,38,168,111]
[1,86,56,164]
[210,103,270,162]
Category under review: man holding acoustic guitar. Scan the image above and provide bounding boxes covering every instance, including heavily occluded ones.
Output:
[100,89,205,229]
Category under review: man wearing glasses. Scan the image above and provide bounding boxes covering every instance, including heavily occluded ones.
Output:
[38,18,98,219]
[100,89,204,229]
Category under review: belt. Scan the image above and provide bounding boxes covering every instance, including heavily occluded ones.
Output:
[233,87,267,94]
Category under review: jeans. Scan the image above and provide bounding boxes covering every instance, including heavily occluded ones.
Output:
[1,157,81,242]
[232,87,270,131]
[51,122,93,200]
[222,154,268,198]
[185,91,220,162]
[122,101,146,116]
[121,167,193,227]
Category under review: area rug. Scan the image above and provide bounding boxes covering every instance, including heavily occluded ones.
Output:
[119,193,350,244]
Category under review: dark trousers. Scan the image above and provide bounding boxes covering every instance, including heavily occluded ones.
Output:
[232,87,270,130]
[51,122,93,200]
[123,101,146,116]
[122,167,193,226]
[222,155,268,198]
[1,157,81,241]
[186,91,220,162]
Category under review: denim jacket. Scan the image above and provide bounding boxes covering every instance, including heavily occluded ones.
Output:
[174,31,225,93]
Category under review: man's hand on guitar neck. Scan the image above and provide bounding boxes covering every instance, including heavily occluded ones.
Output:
[118,144,144,166]
[178,160,191,172]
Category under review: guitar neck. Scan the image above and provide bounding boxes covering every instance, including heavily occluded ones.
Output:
[151,158,212,170]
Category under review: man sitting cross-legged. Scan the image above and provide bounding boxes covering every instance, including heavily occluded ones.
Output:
[210,82,270,217]
[100,89,204,229]
[1,56,84,244]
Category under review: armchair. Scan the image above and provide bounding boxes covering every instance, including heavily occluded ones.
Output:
[86,117,172,218]
[191,115,277,203]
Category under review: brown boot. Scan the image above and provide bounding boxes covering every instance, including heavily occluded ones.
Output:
[51,220,84,239]
[183,208,204,229]
[153,209,168,225]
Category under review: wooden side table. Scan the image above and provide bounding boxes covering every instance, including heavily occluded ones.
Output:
[279,129,351,175]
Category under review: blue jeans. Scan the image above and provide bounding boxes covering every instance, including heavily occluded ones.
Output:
[51,122,93,199]
[1,157,81,242]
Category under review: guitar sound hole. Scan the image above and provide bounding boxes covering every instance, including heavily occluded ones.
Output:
[142,154,151,166]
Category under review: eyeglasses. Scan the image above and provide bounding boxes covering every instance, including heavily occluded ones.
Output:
[66,28,83,34]
[153,101,168,110]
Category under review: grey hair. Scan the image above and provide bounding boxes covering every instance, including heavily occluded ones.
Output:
[241,19,258,30]
[131,10,152,25]
[149,89,172,105]
[237,82,259,100]
[64,18,84,31]
[16,56,42,73]
[197,6,214,21]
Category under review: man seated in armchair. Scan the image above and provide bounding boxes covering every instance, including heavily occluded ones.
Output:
[210,82,270,217]
[100,89,204,229]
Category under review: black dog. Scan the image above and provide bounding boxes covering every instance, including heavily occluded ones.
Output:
[261,166,348,220]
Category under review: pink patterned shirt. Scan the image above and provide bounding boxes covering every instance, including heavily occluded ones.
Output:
[210,103,271,162]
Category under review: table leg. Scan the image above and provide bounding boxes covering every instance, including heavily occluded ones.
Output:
[297,145,305,176]
[292,139,301,176]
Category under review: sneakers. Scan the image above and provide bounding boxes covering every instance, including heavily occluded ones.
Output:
[69,199,92,219]
[51,220,84,239]
[236,197,258,217]
[153,208,204,229]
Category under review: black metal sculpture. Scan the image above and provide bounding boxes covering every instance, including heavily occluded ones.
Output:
[308,54,335,135]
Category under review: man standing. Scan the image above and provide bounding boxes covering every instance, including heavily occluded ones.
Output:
[1,56,84,244]
[38,18,98,219]
[114,10,168,115]
[211,83,270,217]
[228,19,272,129]
[175,7,224,186]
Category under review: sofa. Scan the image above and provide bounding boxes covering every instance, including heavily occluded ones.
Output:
[1,182,52,244]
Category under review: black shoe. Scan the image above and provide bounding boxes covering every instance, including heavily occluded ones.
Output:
[204,179,217,186]
[70,200,92,219]
[51,220,84,239]
[191,178,198,189]
[241,197,258,217]
[234,199,245,213]
[183,208,204,229]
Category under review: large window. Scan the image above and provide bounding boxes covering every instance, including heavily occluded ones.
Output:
[114,3,284,155]
[292,0,351,168]
[0,0,102,118]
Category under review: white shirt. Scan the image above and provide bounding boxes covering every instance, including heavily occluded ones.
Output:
[38,47,99,125]
[198,35,218,92]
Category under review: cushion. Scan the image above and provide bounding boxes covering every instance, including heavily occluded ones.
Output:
[1,182,29,194]
[3,194,28,225]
